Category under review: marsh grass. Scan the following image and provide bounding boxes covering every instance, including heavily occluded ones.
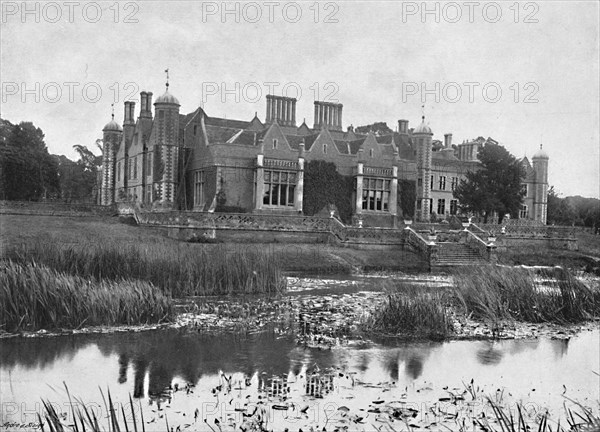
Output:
[453,266,600,324]
[0,260,173,332]
[365,266,600,339]
[5,236,285,297]
[364,282,452,339]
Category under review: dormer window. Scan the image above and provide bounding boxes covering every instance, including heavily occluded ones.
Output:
[273,139,278,149]
[323,144,327,154]
[193,124,198,136]
[370,149,374,158]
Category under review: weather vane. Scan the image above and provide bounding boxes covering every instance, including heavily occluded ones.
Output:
[421,104,425,120]
[165,68,170,90]
[111,103,114,120]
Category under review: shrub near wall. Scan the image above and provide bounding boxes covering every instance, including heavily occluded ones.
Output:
[303,160,354,223]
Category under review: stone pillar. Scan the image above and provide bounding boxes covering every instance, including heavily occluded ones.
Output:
[314,102,319,127]
[338,105,343,129]
[295,157,304,212]
[266,96,271,122]
[255,154,264,210]
[292,100,296,126]
[356,162,364,215]
[390,166,398,216]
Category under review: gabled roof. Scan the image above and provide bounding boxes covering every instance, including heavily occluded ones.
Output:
[334,140,351,154]
[230,130,258,146]
[205,125,241,143]
[375,134,395,145]
[348,138,366,155]
[205,116,249,130]
[303,133,320,151]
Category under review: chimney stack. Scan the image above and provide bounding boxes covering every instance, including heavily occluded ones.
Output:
[140,92,153,119]
[265,95,296,127]
[398,119,409,135]
[444,133,453,147]
[123,101,136,125]
[313,101,343,131]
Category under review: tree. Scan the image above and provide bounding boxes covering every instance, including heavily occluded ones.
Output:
[547,186,577,225]
[0,119,59,200]
[56,144,101,203]
[453,142,525,223]
[302,160,354,223]
[355,122,394,136]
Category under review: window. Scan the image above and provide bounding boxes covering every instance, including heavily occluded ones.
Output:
[361,178,391,211]
[417,178,422,187]
[145,185,152,203]
[117,161,121,182]
[133,156,137,179]
[369,149,374,158]
[273,139,278,150]
[450,199,458,215]
[451,177,458,191]
[146,153,152,176]
[519,204,528,219]
[437,199,446,215]
[439,176,446,190]
[323,144,327,154]
[429,199,433,214]
[263,170,296,207]
[193,124,198,136]
[430,175,434,190]
[417,200,422,210]
[521,184,528,196]
[194,170,205,208]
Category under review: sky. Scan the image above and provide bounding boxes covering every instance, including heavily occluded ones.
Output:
[1,1,599,198]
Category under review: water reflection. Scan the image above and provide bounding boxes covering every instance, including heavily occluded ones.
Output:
[1,328,597,408]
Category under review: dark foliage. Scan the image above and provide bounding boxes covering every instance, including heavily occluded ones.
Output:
[302,160,354,223]
[399,179,416,218]
[355,122,394,136]
[0,119,60,200]
[453,142,524,223]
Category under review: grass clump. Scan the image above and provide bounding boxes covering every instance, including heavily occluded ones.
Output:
[5,237,285,297]
[453,265,600,324]
[364,283,452,339]
[0,260,173,332]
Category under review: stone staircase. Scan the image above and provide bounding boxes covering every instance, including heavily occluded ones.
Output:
[434,242,487,266]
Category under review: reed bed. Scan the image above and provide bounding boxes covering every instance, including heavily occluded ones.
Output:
[0,260,173,332]
[5,237,285,297]
[453,265,600,324]
[364,283,452,339]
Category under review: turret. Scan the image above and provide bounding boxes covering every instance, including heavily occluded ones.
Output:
[532,144,549,224]
[414,115,433,222]
[152,80,180,207]
[101,109,123,205]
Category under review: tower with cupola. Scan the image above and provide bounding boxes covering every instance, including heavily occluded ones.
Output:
[414,115,433,222]
[151,72,180,207]
[100,106,122,205]
[532,144,549,224]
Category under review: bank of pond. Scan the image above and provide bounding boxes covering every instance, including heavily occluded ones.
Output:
[1,238,598,339]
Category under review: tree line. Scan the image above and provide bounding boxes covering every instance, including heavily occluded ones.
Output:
[0,118,101,203]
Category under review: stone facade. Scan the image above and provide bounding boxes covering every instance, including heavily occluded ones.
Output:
[99,88,549,225]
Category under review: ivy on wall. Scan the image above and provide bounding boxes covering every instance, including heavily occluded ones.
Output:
[399,179,416,218]
[303,160,354,223]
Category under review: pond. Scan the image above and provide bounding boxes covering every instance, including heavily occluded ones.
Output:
[1,326,598,431]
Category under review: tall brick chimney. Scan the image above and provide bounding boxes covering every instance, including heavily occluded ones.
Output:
[265,95,296,127]
[313,101,343,131]
[140,91,153,119]
[444,133,453,147]
[398,119,409,135]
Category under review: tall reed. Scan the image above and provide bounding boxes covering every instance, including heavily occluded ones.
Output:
[0,260,173,332]
[453,265,600,324]
[364,282,452,339]
[5,237,285,297]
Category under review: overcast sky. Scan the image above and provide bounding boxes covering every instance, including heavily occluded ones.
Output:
[1,1,598,198]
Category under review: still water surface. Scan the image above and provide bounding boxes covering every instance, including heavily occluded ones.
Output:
[1,326,598,429]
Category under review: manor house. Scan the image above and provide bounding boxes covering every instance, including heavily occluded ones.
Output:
[99,83,549,226]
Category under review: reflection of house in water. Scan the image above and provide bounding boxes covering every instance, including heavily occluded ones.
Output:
[305,372,335,398]
[379,346,437,381]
